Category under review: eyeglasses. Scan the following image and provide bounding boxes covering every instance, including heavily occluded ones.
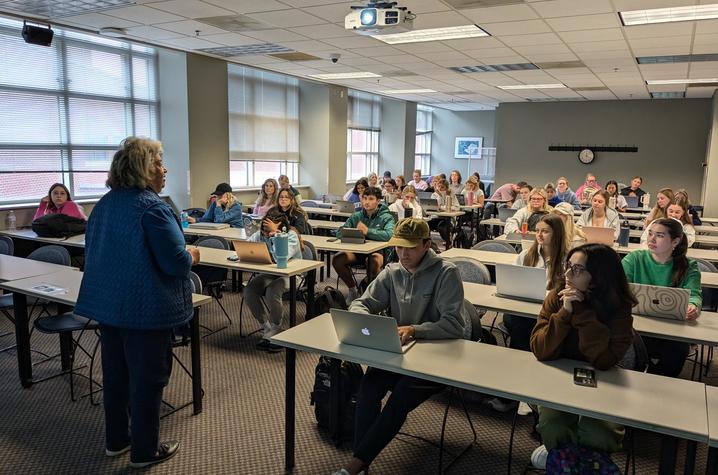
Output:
[564,261,587,277]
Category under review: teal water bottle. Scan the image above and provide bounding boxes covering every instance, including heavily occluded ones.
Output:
[180,211,189,229]
[275,231,289,269]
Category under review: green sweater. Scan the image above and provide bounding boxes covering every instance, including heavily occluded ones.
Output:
[621,249,702,307]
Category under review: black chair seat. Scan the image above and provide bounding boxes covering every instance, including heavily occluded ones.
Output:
[34,312,99,334]
[0,293,13,310]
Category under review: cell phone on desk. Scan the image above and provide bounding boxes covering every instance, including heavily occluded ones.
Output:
[573,367,596,388]
[227,255,239,262]
[327,237,340,242]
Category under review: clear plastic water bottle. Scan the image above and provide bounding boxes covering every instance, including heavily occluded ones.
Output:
[618,219,630,247]
[609,196,616,209]
[180,211,189,229]
[6,210,16,231]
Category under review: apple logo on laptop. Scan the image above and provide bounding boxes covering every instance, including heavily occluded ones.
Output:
[361,327,371,336]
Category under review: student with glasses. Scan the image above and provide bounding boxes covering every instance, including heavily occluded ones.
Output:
[576,190,620,240]
[503,188,552,235]
[528,244,636,471]
[265,188,309,234]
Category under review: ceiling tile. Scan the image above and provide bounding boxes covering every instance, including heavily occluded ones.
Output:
[463,46,520,58]
[300,3,353,23]
[242,29,310,42]
[160,35,223,49]
[482,19,552,36]
[575,89,616,100]
[558,28,624,43]
[696,19,718,35]
[201,32,262,45]
[461,4,539,23]
[279,0,351,6]
[440,37,504,49]
[202,0,290,13]
[56,13,141,29]
[154,19,228,36]
[513,43,572,56]
[531,0,614,18]
[499,32,563,46]
[350,45,404,56]
[149,0,237,18]
[639,63,690,78]
[399,0,452,14]
[394,42,455,54]
[612,0,695,10]
[545,14,620,32]
[247,9,328,27]
[569,40,629,53]
[628,35,692,50]
[411,10,475,29]
[104,5,185,24]
[289,24,354,39]
[623,22,695,39]
[126,25,186,40]
[522,52,579,62]
[375,54,424,64]
[320,35,380,49]
[686,87,716,98]
[278,39,338,52]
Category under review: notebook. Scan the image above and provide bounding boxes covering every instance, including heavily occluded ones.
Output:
[231,240,275,264]
[330,308,416,354]
[582,226,615,245]
[495,264,548,303]
[630,283,689,321]
[189,222,230,230]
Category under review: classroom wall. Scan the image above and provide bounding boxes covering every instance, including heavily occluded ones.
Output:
[379,99,417,178]
[702,91,718,216]
[494,99,712,200]
[430,109,497,177]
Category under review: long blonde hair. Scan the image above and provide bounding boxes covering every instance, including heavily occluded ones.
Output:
[551,203,585,249]
[652,187,675,220]
[221,192,237,209]
[107,137,163,189]
[525,188,551,213]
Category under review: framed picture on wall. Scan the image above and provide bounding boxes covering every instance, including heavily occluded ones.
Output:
[454,137,483,159]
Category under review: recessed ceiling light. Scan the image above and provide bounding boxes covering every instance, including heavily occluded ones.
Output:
[620,4,718,26]
[371,25,489,44]
[308,72,382,80]
[379,89,437,94]
[645,78,718,85]
[497,84,566,90]
[650,91,686,99]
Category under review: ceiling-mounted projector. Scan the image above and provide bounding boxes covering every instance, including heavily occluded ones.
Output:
[345,2,414,35]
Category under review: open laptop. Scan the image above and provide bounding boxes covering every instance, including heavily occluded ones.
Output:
[384,192,397,204]
[189,222,230,230]
[339,228,365,244]
[335,200,356,214]
[420,198,439,211]
[625,195,639,208]
[498,207,517,222]
[583,226,615,245]
[417,191,434,200]
[495,264,548,303]
[630,283,690,321]
[457,194,466,206]
[231,240,275,264]
[330,308,416,354]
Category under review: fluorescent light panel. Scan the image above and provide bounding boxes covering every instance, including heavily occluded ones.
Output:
[620,4,718,26]
[498,83,566,90]
[372,25,488,44]
[308,72,381,79]
[450,62,537,74]
[650,91,685,99]
[379,89,437,94]
[637,53,718,64]
[645,78,718,85]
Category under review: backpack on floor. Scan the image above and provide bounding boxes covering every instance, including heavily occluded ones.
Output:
[313,286,347,316]
[310,356,364,445]
[31,214,86,238]
[546,445,620,475]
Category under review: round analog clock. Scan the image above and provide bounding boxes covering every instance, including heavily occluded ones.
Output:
[578,148,595,164]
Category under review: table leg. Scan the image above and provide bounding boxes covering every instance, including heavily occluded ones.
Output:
[57,303,73,372]
[707,447,718,474]
[13,292,32,388]
[325,251,332,279]
[658,435,678,475]
[306,270,316,320]
[285,275,297,472]
[190,307,203,415]
[684,440,697,474]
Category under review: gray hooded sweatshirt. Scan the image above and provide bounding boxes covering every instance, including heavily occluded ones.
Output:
[349,249,466,340]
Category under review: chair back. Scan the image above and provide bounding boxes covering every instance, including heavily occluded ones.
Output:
[300,200,319,208]
[189,271,203,294]
[27,245,71,266]
[471,240,518,254]
[303,220,314,236]
[445,257,491,284]
[695,258,718,311]
[618,331,649,372]
[302,240,318,261]
[194,237,229,286]
[0,236,13,255]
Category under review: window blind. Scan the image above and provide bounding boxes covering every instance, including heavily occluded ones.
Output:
[347,90,381,131]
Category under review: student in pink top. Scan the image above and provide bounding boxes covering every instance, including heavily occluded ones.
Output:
[575,173,602,204]
[408,169,428,191]
[34,183,87,220]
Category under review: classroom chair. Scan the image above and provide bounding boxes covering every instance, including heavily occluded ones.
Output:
[193,236,233,336]
[0,235,14,256]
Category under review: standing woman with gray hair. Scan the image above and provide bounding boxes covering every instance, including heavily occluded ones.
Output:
[75,137,200,469]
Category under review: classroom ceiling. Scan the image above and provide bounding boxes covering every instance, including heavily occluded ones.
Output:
[2,0,718,110]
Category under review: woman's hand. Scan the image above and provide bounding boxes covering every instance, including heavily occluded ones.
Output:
[187,216,196,224]
[686,304,700,321]
[262,218,279,235]
[559,286,584,313]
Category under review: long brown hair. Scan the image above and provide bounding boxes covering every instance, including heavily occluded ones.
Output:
[46,183,73,211]
[668,197,691,226]
[653,218,689,287]
[524,214,567,289]
[262,212,304,252]
[652,188,675,219]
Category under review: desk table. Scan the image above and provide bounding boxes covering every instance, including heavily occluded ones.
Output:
[302,207,352,219]
[272,313,708,473]
[307,219,344,232]
[183,226,247,241]
[301,234,392,280]
[0,229,86,248]
[0,254,76,282]
[707,386,718,473]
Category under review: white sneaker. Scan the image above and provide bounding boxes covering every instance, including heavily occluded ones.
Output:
[487,397,517,413]
[531,445,548,470]
[517,401,533,416]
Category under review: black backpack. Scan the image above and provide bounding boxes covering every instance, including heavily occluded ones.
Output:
[310,356,364,445]
[314,286,347,316]
[32,214,86,238]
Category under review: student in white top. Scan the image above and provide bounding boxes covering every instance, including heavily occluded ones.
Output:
[367,172,379,189]
[504,188,552,234]
[408,169,428,191]
[389,185,424,219]
[430,179,460,211]
[576,190,620,240]
[551,202,586,249]
[605,180,627,212]
[511,183,533,210]
[641,197,696,248]
[461,176,484,207]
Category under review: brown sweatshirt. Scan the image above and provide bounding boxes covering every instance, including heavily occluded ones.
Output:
[530,289,634,371]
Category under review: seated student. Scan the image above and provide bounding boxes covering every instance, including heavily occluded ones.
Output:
[408,169,428,191]
[529,244,635,471]
[33,183,87,220]
[389,185,423,219]
[188,184,244,228]
[545,183,560,207]
[576,173,602,204]
[343,178,368,204]
[430,178,460,211]
[511,183,533,210]
[504,188,552,234]
[381,178,397,197]
[334,187,395,302]
[265,188,309,234]
[461,176,484,207]
[277,174,302,202]
[605,180,628,212]
[380,170,392,186]
[244,213,303,352]
[641,198,695,248]
[448,169,463,196]
[674,189,701,225]
[622,218,702,377]
[551,202,586,249]
[554,177,581,209]
[620,176,646,199]
[644,187,674,227]
[395,175,406,192]
[332,218,467,475]
[367,172,379,189]
[483,181,524,219]
[576,190,620,240]
[253,178,279,218]
[470,172,486,195]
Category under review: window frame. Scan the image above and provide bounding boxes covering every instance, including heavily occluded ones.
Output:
[346,127,380,182]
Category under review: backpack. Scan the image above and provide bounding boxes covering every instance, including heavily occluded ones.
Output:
[310,356,364,445]
[31,214,86,238]
[546,445,620,474]
[314,286,347,316]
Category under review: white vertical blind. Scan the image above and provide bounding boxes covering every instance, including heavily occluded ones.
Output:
[347,90,381,130]
[0,17,159,203]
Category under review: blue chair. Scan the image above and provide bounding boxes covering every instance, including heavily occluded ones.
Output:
[194,236,233,336]
[28,245,71,266]
[0,236,14,256]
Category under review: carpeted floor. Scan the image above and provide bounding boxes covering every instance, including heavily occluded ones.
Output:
[0,275,712,474]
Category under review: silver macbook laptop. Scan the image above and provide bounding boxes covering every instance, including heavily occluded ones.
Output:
[582,226,615,245]
[188,222,230,230]
[419,198,439,211]
[335,200,356,214]
[340,227,365,244]
[330,308,416,354]
[495,263,548,303]
[624,195,639,208]
[630,283,690,321]
[498,207,517,222]
[417,191,433,200]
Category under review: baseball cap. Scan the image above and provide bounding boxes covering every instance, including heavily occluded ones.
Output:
[211,183,232,196]
[388,218,430,248]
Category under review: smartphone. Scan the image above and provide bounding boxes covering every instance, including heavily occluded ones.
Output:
[327,237,340,242]
[226,255,239,262]
[573,367,596,388]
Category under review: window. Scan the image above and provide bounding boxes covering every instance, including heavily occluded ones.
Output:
[347,90,381,181]
[228,65,299,188]
[415,106,433,173]
[0,18,159,204]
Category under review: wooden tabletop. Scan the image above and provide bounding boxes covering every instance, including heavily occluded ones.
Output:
[307,219,344,231]
[0,254,77,282]
[183,226,247,241]
[0,229,86,248]
[302,207,353,218]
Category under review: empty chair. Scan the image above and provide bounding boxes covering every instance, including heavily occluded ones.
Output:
[193,236,232,334]
[0,235,14,255]
[471,240,518,254]
[27,245,71,266]
[444,256,491,284]
[300,200,319,208]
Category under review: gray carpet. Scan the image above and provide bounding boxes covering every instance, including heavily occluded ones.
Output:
[0,276,712,474]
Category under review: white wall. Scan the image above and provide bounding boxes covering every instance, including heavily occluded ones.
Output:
[703,91,718,216]
[430,109,497,179]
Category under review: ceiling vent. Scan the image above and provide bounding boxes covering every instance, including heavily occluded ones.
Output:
[650,91,686,98]
[197,15,273,32]
[269,52,320,61]
[638,54,718,64]
[197,43,292,57]
[450,62,537,73]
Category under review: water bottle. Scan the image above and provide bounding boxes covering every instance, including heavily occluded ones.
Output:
[618,220,630,247]
[642,193,651,210]
[467,191,474,206]
[6,210,16,231]
[274,231,289,269]
[609,196,616,209]
[180,211,189,229]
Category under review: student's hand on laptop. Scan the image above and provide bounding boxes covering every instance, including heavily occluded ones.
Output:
[686,304,699,321]
[398,326,415,345]
[357,221,369,236]
[188,247,200,266]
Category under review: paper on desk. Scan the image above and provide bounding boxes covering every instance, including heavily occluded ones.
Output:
[30,283,68,295]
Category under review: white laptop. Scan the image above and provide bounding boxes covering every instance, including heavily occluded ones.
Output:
[582,226,615,246]
[498,207,517,222]
[335,200,356,213]
[189,222,230,230]
[630,283,690,321]
[495,263,548,303]
[330,308,416,354]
